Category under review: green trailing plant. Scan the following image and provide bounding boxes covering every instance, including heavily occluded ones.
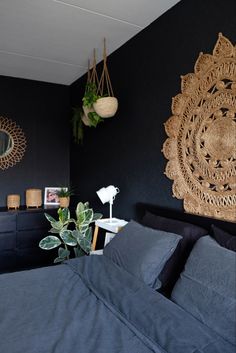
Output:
[82,82,99,108]
[82,82,103,127]
[72,106,84,144]
[39,202,102,263]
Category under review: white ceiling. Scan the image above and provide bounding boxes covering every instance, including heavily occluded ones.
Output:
[0,0,180,85]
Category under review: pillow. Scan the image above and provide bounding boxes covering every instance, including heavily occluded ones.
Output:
[103,220,182,289]
[211,225,236,251]
[171,236,236,346]
[141,212,208,296]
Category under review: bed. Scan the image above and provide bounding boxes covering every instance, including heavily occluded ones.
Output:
[0,206,235,353]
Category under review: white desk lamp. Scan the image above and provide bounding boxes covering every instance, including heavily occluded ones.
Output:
[96,185,119,223]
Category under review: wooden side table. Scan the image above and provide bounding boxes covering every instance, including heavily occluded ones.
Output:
[92,218,128,251]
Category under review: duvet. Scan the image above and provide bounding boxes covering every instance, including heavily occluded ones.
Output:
[0,255,234,353]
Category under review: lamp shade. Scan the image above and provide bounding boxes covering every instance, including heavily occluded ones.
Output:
[96,185,119,204]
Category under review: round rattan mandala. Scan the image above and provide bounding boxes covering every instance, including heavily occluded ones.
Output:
[162,33,236,222]
[0,117,27,170]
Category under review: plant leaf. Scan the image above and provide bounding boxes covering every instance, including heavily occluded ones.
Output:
[71,229,83,241]
[76,227,92,254]
[58,247,70,258]
[45,213,57,223]
[78,221,89,234]
[58,207,70,223]
[53,247,70,263]
[74,246,85,258]
[49,227,60,234]
[51,220,64,231]
[60,230,77,246]
[84,202,89,209]
[92,213,103,221]
[39,236,61,250]
[76,202,85,219]
[54,257,64,263]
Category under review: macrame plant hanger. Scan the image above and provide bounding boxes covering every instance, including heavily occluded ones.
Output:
[82,50,101,126]
[90,49,100,89]
[97,38,114,97]
[93,38,118,118]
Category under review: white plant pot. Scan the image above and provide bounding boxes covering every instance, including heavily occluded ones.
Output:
[82,106,93,126]
[93,97,118,118]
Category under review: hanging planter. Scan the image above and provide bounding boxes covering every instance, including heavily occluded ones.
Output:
[93,39,118,118]
[81,111,90,127]
[82,53,104,127]
[93,97,118,118]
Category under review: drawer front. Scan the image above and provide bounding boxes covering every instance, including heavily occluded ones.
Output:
[17,248,57,269]
[17,209,57,231]
[17,229,48,249]
[0,250,17,273]
[0,213,16,232]
[0,231,16,251]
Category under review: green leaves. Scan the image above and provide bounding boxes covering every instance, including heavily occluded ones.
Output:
[40,202,103,263]
[58,207,70,224]
[72,228,92,254]
[54,247,70,263]
[93,213,103,221]
[39,236,61,250]
[82,82,99,108]
[87,111,103,127]
[72,106,83,144]
[60,229,77,246]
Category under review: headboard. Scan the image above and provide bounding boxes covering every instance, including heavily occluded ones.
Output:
[136,203,236,235]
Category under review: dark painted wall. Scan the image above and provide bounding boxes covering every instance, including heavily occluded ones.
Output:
[71,0,236,220]
[0,76,70,207]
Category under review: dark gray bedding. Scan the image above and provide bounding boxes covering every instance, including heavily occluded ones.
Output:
[0,255,235,353]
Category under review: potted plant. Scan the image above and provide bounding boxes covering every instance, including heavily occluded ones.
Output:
[82,82,103,127]
[93,39,118,118]
[72,106,84,144]
[93,96,118,118]
[56,187,74,208]
[39,202,102,263]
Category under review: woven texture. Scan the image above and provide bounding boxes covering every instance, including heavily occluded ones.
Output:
[26,189,42,207]
[7,194,20,209]
[0,116,27,170]
[162,33,236,222]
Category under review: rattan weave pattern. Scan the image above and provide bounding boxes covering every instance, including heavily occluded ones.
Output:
[0,117,27,170]
[162,33,236,222]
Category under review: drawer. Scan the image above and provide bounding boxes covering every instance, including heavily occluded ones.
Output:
[0,231,16,250]
[0,250,17,273]
[0,213,16,232]
[17,210,53,230]
[16,247,57,269]
[17,229,48,249]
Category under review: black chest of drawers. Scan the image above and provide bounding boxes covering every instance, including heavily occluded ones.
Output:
[0,207,58,274]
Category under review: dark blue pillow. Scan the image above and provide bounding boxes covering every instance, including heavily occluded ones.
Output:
[103,220,182,289]
[211,225,236,252]
[171,236,236,346]
[141,212,208,295]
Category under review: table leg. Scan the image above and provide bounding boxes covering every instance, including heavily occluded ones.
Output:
[92,225,99,251]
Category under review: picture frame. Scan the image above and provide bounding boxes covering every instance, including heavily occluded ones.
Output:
[44,187,67,206]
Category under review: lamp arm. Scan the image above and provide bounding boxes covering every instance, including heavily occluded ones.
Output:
[109,195,114,220]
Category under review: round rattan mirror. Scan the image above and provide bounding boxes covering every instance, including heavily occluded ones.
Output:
[0,116,27,170]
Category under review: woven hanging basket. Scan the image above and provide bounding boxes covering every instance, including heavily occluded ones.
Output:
[94,39,118,118]
[93,97,118,118]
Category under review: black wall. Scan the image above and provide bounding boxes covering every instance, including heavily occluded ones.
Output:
[70,0,236,220]
[0,76,70,207]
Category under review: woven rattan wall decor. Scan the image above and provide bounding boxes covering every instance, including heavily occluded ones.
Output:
[162,33,236,222]
[0,116,27,170]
